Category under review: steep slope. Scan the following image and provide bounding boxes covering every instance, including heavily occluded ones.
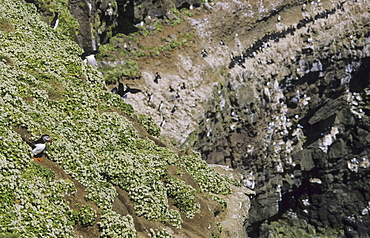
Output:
[191,0,370,237]
[0,1,245,237]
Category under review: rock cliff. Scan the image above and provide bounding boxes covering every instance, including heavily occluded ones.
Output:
[192,0,370,237]
[0,1,251,237]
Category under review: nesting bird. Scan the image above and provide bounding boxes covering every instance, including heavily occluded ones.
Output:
[80,50,100,66]
[302,4,307,11]
[201,49,208,58]
[106,2,114,17]
[111,82,142,99]
[154,72,161,84]
[26,135,52,162]
[146,92,153,103]
[50,12,59,29]
[158,101,164,111]
[179,82,186,90]
[169,86,175,92]
[171,105,177,113]
[160,116,166,127]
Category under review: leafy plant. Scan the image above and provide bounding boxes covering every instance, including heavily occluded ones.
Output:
[165,175,200,218]
[79,204,97,226]
[137,114,160,136]
[98,210,137,238]
[0,1,236,237]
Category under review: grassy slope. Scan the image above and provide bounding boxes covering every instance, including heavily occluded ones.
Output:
[0,1,235,237]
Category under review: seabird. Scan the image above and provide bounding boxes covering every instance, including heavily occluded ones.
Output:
[171,105,177,113]
[302,4,307,11]
[154,72,161,83]
[201,49,208,58]
[147,92,153,103]
[337,1,344,11]
[169,86,175,92]
[25,135,52,162]
[111,82,142,99]
[160,116,166,127]
[118,81,124,92]
[158,101,164,111]
[175,92,180,99]
[50,12,59,29]
[80,50,100,66]
[207,128,212,137]
[106,3,114,17]
[220,40,225,45]
[124,84,142,94]
[230,52,235,61]
[231,111,239,118]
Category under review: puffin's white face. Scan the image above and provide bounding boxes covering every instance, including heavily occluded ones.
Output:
[42,135,52,143]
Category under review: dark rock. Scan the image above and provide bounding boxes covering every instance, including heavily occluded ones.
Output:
[328,138,346,159]
[293,149,314,171]
[308,99,343,125]
[194,2,370,236]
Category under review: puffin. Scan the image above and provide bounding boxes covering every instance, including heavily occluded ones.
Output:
[201,49,208,58]
[111,82,142,99]
[27,135,52,162]
[80,50,100,66]
[50,12,59,29]
[154,72,161,84]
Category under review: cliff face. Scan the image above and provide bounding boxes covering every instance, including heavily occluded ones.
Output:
[28,0,203,50]
[193,0,370,236]
[0,1,247,237]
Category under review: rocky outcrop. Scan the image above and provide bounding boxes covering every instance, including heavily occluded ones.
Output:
[115,0,201,33]
[27,0,201,52]
[194,0,370,236]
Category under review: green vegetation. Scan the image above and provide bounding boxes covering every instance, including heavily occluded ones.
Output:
[180,153,233,194]
[0,233,20,238]
[165,175,200,218]
[165,6,194,26]
[31,0,80,40]
[137,114,161,136]
[0,0,235,237]
[94,10,193,82]
[99,62,142,83]
[208,194,227,211]
[96,30,192,82]
[98,210,137,238]
[79,204,97,226]
[269,213,345,238]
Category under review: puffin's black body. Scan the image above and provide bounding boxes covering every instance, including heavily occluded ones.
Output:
[50,12,59,29]
[111,83,142,99]
[80,50,100,60]
[154,72,161,84]
[26,135,52,162]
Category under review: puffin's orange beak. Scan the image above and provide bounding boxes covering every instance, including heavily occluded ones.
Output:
[49,139,53,143]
